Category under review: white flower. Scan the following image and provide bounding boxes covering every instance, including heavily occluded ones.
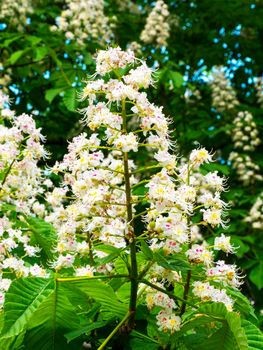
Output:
[214,234,234,254]
[156,309,181,333]
[75,265,94,277]
[202,208,226,227]
[192,281,234,311]
[54,254,75,270]
[186,244,213,266]
[96,47,135,75]
[190,148,213,168]
[206,260,242,288]
[113,133,138,152]
[123,64,153,89]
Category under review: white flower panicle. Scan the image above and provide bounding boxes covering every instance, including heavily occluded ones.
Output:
[255,77,263,108]
[209,67,239,113]
[245,192,263,229]
[231,111,260,151]
[0,92,48,214]
[51,0,113,46]
[0,92,50,306]
[13,47,239,331]
[229,110,262,185]
[229,152,262,185]
[0,0,33,31]
[140,0,170,47]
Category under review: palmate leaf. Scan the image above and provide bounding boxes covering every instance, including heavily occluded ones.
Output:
[23,281,82,350]
[0,278,54,339]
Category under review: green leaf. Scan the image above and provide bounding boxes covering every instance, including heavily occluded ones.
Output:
[226,288,258,324]
[201,163,230,176]
[168,71,184,88]
[45,88,64,103]
[249,262,263,289]
[24,281,81,350]
[224,312,247,350]
[242,320,263,350]
[200,324,241,350]
[0,331,26,350]
[140,240,153,260]
[129,338,159,350]
[26,36,42,45]
[34,46,50,61]
[2,35,22,48]
[26,216,57,261]
[62,280,127,319]
[1,278,54,338]
[197,302,227,318]
[183,303,248,350]
[230,236,249,258]
[84,52,93,65]
[63,88,78,112]
[154,252,190,271]
[181,313,247,350]
[8,49,29,65]
[65,321,107,343]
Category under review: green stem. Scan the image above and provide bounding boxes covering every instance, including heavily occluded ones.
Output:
[137,261,154,280]
[180,271,192,315]
[56,274,129,282]
[122,98,138,329]
[181,162,192,315]
[97,311,131,350]
[132,179,150,189]
[132,165,162,174]
[87,233,94,266]
[0,158,16,189]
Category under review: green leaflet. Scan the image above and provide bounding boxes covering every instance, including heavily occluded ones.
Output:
[0,278,54,339]
[178,303,248,350]
[242,320,263,350]
[65,321,108,343]
[249,262,263,290]
[23,281,82,350]
[61,279,128,319]
[45,87,65,103]
[26,216,57,262]
[63,88,78,112]
[154,252,190,271]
